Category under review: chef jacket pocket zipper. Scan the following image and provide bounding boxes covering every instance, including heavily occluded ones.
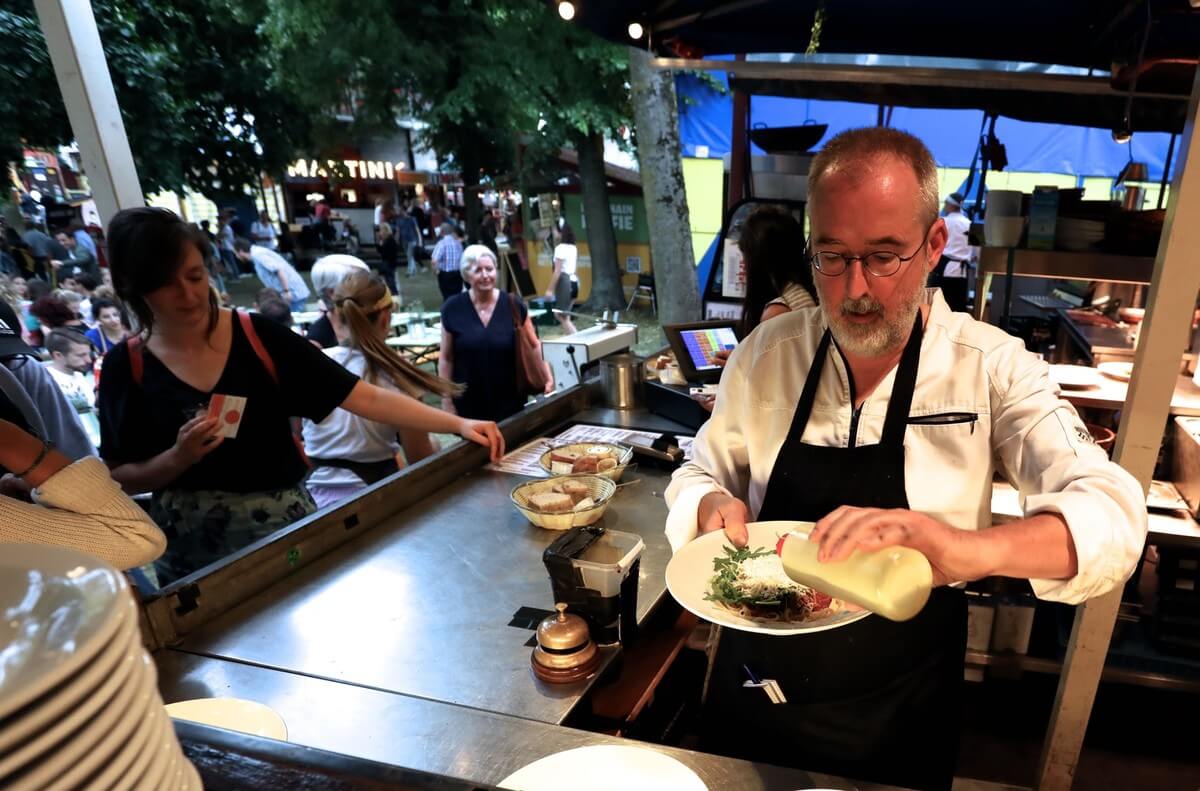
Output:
[907,412,978,434]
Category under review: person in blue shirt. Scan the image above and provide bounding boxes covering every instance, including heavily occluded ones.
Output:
[233,238,311,311]
[84,298,129,356]
[69,222,98,259]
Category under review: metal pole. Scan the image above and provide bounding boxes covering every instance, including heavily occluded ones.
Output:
[1158,133,1177,211]
[33,0,143,225]
[1037,67,1200,791]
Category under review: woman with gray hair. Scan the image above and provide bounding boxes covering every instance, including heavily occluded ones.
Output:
[439,245,552,421]
[306,254,371,348]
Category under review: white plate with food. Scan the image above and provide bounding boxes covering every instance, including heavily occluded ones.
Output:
[1049,364,1102,389]
[665,521,871,636]
[539,442,633,482]
[498,745,706,791]
[1098,361,1134,382]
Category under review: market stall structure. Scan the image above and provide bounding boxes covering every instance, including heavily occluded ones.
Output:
[22,0,1200,787]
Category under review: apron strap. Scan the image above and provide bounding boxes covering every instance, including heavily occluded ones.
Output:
[879,312,925,448]
[785,329,833,444]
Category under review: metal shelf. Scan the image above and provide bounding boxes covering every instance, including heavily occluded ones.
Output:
[974,248,1156,321]
[978,247,1156,283]
[965,650,1200,693]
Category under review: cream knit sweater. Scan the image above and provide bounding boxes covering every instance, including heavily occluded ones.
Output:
[0,457,166,570]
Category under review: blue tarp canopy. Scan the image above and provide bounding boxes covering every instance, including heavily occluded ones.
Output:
[677,70,1177,180]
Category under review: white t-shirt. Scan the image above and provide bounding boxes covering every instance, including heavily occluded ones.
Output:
[46,365,100,446]
[251,221,278,250]
[554,243,578,280]
[302,347,402,488]
[79,298,95,328]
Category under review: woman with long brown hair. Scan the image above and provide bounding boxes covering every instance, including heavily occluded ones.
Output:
[97,208,503,584]
[302,271,462,508]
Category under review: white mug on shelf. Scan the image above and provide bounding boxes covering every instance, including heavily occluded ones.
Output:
[986,189,1023,217]
[984,215,1027,247]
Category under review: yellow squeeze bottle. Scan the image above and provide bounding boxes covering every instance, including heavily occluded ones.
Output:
[775,530,933,621]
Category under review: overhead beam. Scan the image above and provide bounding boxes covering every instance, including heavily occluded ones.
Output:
[648,57,1189,101]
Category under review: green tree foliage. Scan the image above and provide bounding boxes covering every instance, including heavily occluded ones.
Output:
[0,0,311,196]
[263,0,633,306]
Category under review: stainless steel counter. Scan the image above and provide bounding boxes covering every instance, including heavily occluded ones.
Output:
[164,405,686,725]
[148,398,1020,791]
[156,650,899,791]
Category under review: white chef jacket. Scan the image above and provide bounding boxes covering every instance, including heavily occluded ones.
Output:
[941,210,975,278]
[665,290,1147,605]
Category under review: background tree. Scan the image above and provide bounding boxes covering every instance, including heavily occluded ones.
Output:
[507,2,631,311]
[628,48,701,324]
[264,0,633,309]
[1,0,311,198]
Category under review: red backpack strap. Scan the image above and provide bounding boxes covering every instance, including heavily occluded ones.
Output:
[236,309,309,468]
[127,336,144,386]
[236,309,279,386]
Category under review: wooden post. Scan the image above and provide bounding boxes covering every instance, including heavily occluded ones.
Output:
[33,0,143,224]
[1037,67,1200,790]
[728,54,749,210]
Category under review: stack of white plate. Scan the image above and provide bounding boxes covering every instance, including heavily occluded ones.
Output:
[0,544,201,790]
[1056,217,1106,251]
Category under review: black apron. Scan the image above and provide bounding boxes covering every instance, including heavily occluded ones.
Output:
[702,315,966,791]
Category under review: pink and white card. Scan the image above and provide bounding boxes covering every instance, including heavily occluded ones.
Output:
[208,394,248,439]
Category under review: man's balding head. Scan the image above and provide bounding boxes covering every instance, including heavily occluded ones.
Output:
[809,128,940,227]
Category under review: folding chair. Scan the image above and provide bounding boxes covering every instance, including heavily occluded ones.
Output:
[625,273,657,315]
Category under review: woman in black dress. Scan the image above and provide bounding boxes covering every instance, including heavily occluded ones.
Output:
[438,245,552,421]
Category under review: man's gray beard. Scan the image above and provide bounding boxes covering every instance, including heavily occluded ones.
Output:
[823,274,927,357]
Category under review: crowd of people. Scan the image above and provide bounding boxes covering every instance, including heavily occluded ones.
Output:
[0,202,569,591]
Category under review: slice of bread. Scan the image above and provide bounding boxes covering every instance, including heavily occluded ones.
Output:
[528,492,574,513]
[572,497,595,512]
[550,449,582,465]
[559,480,591,504]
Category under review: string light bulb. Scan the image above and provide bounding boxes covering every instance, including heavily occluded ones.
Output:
[628,22,644,39]
[557,1,576,20]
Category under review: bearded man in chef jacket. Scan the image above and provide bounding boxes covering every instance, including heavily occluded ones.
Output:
[665,127,1146,791]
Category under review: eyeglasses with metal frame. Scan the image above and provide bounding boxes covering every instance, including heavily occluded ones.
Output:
[809,225,934,278]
